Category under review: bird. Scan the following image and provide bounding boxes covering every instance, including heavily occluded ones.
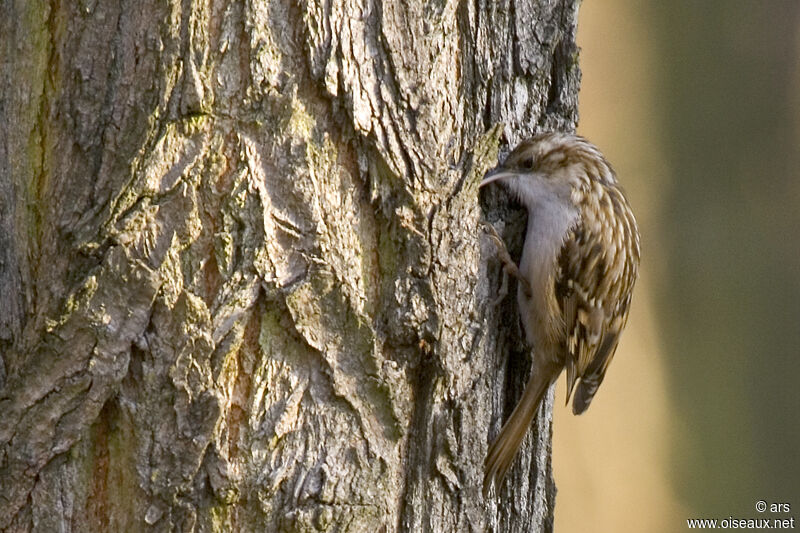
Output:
[480,132,640,495]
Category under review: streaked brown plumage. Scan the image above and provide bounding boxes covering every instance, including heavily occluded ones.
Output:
[481,133,640,495]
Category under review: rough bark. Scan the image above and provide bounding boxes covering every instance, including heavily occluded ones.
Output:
[0,0,580,531]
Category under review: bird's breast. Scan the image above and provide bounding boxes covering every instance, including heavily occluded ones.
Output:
[517,198,579,354]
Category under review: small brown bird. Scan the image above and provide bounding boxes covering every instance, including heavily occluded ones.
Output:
[481,133,640,495]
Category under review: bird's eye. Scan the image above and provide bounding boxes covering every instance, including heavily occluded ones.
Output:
[520,157,535,170]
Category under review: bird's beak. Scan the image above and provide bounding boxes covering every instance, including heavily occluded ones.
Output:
[480,167,516,188]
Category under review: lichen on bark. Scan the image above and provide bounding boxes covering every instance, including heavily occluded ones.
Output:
[0,0,581,531]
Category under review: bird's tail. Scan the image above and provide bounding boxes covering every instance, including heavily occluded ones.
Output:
[483,361,559,496]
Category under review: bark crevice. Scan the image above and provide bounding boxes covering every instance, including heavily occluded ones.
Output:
[0,0,581,531]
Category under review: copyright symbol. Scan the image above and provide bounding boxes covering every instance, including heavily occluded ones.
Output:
[756,500,767,512]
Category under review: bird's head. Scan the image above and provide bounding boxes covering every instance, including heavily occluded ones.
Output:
[480,133,615,208]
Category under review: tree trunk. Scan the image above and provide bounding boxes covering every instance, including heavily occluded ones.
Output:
[0,0,580,531]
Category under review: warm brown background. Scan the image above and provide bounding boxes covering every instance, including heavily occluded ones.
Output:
[554,2,800,531]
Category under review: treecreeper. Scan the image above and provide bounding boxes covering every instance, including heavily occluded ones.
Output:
[481,133,641,496]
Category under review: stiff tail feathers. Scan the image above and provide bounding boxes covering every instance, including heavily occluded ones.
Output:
[483,367,556,496]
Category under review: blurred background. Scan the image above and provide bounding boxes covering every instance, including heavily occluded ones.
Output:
[553,1,800,531]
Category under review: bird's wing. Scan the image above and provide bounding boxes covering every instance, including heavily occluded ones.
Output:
[556,192,639,413]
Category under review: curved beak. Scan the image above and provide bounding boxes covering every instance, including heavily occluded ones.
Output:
[480,167,516,188]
